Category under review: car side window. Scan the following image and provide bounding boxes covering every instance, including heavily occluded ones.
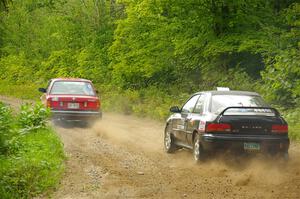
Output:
[181,95,200,113]
[46,80,52,93]
[193,94,206,114]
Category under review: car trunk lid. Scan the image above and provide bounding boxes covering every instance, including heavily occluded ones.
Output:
[219,115,285,135]
[47,95,100,111]
[215,107,287,135]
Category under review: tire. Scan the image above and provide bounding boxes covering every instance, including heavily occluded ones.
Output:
[193,134,205,162]
[164,125,177,153]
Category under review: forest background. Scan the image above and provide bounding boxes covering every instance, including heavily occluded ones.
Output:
[0,0,299,139]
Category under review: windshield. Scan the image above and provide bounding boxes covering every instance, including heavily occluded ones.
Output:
[211,94,269,114]
[50,81,95,96]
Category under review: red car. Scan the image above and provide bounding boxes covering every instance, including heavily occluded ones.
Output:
[39,78,102,123]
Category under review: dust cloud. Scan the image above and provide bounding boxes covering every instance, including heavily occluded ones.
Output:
[16,109,300,198]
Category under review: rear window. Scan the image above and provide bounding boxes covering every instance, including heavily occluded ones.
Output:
[50,81,95,96]
[211,94,270,115]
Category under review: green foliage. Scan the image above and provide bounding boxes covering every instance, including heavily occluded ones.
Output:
[0,102,15,154]
[0,129,65,199]
[109,0,287,89]
[262,48,300,105]
[0,81,40,100]
[283,108,300,141]
[0,53,33,83]
[0,102,65,198]
[1,0,298,100]
[0,0,117,83]
[101,84,189,120]
[18,103,50,133]
[0,102,51,155]
[261,3,300,106]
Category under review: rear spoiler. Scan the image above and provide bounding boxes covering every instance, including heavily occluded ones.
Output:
[219,106,280,117]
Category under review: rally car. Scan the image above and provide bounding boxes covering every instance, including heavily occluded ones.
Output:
[38,78,102,124]
[164,88,289,162]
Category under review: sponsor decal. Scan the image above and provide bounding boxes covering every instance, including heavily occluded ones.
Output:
[198,120,206,132]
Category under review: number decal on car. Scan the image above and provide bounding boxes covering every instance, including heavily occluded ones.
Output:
[198,120,206,132]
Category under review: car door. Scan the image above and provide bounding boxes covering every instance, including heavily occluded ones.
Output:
[186,94,207,145]
[173,94,200,144]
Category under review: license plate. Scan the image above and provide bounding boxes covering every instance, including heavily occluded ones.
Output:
[244,142,260,151]
[68,103,79,109]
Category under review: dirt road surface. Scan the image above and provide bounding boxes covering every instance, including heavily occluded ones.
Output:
[1,96,300,198]
[52,115,300,199]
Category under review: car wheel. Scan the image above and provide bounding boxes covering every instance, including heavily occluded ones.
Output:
[164,125,177,153]
[193,134,204,162]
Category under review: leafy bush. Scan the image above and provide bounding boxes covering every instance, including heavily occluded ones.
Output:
[0,102,15,154]
[0,102,65,198]
[18,103,50,134]
[101,85,189,120]
[0,129,65,198]
[283,108,300,141]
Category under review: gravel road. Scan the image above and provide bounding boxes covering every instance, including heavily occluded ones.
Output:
[1,96,300,198]
[52,114,300,199]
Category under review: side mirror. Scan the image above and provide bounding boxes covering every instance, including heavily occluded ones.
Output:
[38,88,47,93]
[170,106,181,113]
[95,90,99,94]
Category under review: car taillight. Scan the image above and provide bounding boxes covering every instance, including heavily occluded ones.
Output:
[271,125,288,133]
[47,99,51,108]
[206,123,231,133]
[47,98,59,108]
[96,99,100,108]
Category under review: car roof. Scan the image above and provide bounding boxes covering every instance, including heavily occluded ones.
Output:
[193,90,260,96]
[51,78,92,82]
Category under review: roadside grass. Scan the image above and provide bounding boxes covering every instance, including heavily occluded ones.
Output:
[0,81,40,100]
[289,124,300,141]
[99,85,189,120]
[0,129,65,198]
[0,102,65,198]
[284,109,300,141]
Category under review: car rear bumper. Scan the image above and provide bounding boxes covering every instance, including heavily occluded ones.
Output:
[201,134,289,153]
[51,110,102,121]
